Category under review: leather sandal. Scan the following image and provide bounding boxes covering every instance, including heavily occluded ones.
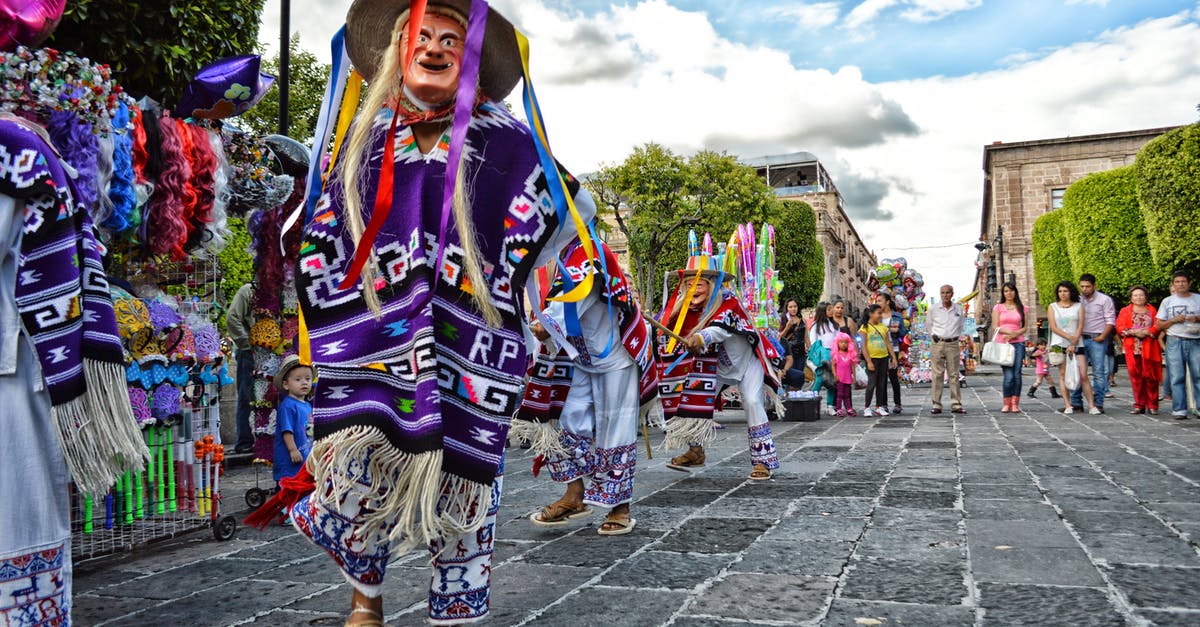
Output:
[345,607,384,627]
[748,464,772,480]
[529,499,592,527]
[666,445,706,471]
[598,513,637,536]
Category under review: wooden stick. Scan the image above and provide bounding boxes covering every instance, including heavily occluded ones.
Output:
[642,417,653,459]
[643,314,689,344]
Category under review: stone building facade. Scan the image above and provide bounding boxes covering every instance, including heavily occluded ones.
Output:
[974,127,1177,328]
[744,152,877,310]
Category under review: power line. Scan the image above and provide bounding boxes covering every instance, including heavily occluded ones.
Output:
[877,241,980,252]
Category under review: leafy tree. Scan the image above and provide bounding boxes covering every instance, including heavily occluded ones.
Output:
[1135,123,1200,277]
[1061,166,1163,301]
[587,143,824,310]
[48,1,266,106]
[1031,209,1073,310]
[773,200,825,308]
[238,35,330,142]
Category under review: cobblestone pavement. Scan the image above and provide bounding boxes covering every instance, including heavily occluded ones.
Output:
[74,367,1200,626]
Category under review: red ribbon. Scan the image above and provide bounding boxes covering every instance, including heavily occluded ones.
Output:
[337,110,400,291]
[243,464,317,530]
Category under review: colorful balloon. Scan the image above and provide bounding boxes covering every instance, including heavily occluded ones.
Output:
[0,0,65,51]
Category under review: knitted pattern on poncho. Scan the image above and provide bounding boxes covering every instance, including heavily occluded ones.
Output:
[294,103,585,552]
[513,238,658,455]
[0,118,149,494]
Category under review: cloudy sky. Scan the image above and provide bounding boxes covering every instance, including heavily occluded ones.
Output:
[259,0,1200,300]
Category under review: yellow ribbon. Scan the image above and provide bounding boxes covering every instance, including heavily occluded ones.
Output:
[514,29,595,304]
[667,266,705,354]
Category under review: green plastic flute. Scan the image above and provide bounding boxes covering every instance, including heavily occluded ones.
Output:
[83,495,93,534]
[166,424,177,512]
[123,470,133,524]
[156,426,166,515]
[134,470,144,519]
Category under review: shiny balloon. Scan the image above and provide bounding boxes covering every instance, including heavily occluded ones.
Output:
[176,54,275,120]
[0,0,65,51]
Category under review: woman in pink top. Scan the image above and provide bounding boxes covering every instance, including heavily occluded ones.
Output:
[830,332,859,417]
[992,282,1030,413]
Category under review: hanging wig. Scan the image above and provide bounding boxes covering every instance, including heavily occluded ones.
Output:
[104,102,139,235]
[280,176,306,282]
[201,128,232,255]
[184,123,217,253]
[131,106,149,183]
[174,119,199,234]
[93,130,117,231]
[147,112,190,260]
[47,110,102,220]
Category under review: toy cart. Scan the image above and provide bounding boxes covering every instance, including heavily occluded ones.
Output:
[71,375,237,560]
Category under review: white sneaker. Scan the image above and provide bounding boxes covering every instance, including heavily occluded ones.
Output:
[877,407,890,416]
[1089,407,1102,415]
[864,407,876,417]
[1061,407,1074,415]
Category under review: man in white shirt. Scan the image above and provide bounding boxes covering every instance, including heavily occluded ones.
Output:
[928,285,966,414]
[1157,271,1200,419]
[1071,274,1116,413]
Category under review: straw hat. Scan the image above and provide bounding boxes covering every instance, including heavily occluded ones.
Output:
[345,0,522,101]
[274,354,317,391]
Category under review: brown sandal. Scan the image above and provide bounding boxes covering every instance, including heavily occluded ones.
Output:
[748,464,772,480]
[345,607,384,627]
[529,499,592,527]
[598,514,637,536]
[666,445,706,472]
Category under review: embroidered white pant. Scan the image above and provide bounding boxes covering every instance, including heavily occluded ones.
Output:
[545,364,640,507]
[0,338,71,626]
[291,457,504,625]
[692,359,780,469]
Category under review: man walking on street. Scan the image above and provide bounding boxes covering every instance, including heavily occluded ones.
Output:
[1071,274,1115,413]
[928,285,966,415]
[1157,271,1200,420]
[225,282,255,453]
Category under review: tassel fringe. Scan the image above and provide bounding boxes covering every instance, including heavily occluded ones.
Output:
[767,387,785,418]
[662,417,716,451]
[509,420,569,458]
[308,426,493,555]
[54,360,152,495]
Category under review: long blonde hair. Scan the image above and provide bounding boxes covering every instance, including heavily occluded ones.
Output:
[338,9,501,327]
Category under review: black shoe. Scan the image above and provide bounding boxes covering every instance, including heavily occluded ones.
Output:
[1027,386,1037,398]
[1071,405,1084,412]
[1175,414,1190,421]
[1049,386,1060,399]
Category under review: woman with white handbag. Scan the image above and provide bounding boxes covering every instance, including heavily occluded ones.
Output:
[1048,281,1099,415]
[991,282,1030,413]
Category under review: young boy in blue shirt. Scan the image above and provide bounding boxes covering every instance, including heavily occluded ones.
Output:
[273,355,314,511]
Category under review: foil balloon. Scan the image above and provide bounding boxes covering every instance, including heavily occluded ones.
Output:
[875,263,898,285]
[264,134,310,177]
[176,54,275,120]
[0,0,65,51]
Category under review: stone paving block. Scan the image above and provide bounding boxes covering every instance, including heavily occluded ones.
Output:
[887,477,959,492]
[1050,493,1145,513]
[115,579,327,626]
[971,546,1104,586]
[1107,564,1200,609]
[655,517,772,554]
[810,482,881,498]
[733,538,854,576]
[977,583,1123,624]
[726,479,813,499]
[822,469,891,483]
[1136,609,1200,626]
[1061,509,1174,535]
[701,496,791,519]
[243,609,342,626]
[1076,532,1200,567]
[791,496,875,517]
[284,584,354,613]
[823,599,976,626]
[963,498,1060,521]
[520,527,659,567]
[230,534,326,563]
[598,550,732,589]
[671,616,775,627]
[960,482,1043,500]
[841,557,967,605]
[491,562,601,608]
[526,586,687,625]
[770,514,868,542]
[496,516,592,542]
[889,466,959,479]
[687,573,836,623]
[857,527,966,563]
[624,505,693,531]
[880,489,957,509]
[637,488,724,508]
[966,519,1081,548]
[671,477,747,492]
[73,568,145,594]
[253,555,348,585]
[870,506,960,531]
[90,557,274,600]
[72,593,160,625]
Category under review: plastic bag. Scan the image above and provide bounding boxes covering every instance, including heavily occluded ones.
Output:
[1064,354,1081,391]
[854,364,868,389]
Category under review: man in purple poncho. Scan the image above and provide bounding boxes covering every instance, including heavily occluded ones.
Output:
[250,1,594,624]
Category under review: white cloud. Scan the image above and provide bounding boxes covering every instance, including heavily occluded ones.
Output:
[901,0,983,22]
[1066,0,1110,6]
[259,3,1200,298]
[844,0,901,29]
[764,2,842,29]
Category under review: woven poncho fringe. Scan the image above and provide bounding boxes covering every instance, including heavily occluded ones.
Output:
[2,118,149,494]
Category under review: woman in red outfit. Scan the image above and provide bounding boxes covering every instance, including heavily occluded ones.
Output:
[1116,286,1162,414]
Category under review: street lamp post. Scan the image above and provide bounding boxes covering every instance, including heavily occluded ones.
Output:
[278,0,290,136]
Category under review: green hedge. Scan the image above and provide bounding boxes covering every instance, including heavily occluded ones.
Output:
[774,200,824,307]
[1031,209,1073,309]
[1135,123,1200,277]
[1061,166,1162,300]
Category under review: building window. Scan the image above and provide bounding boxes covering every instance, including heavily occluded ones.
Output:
[1051,188,1066,210]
